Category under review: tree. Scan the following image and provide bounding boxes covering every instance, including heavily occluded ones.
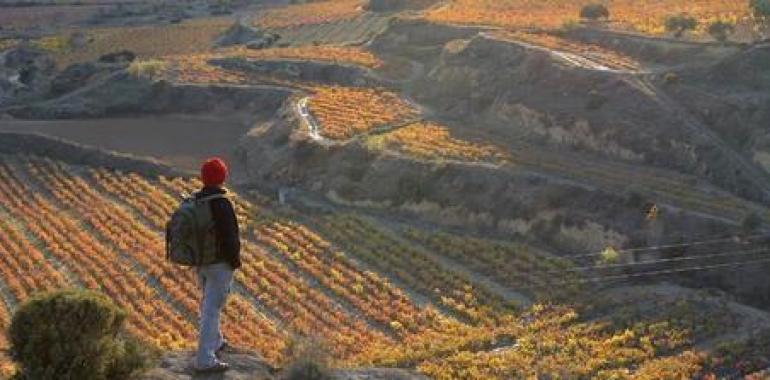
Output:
[708,20,736,42]
[580,4,610,21]
[665,14,698,38]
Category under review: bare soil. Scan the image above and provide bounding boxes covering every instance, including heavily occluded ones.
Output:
[0,113,256,177]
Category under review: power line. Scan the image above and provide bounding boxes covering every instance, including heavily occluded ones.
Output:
[565,232,770,259]
[507,247,770,293]
[581,255,770,283]
[548,247,770,274]
[517,255,770,291]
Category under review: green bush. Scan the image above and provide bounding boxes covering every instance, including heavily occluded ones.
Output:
[708,20,736,42]
[8,290,151,380]
[665,14,698,38]
[580,4,610,20]
[751,0,770,18]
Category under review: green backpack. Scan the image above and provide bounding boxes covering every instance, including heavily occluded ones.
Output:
[165,193,224,266]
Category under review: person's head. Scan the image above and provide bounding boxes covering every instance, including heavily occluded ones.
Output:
[200,157,228,187]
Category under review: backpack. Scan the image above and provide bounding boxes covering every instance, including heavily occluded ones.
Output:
[165,193,225,266]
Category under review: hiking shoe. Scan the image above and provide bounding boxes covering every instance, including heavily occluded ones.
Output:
[195,360,230,373]
[216,341,233,357]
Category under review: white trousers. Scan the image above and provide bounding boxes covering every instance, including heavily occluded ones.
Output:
[195,262,233,368]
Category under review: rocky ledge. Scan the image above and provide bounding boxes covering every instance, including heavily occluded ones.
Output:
[139,351,427,380]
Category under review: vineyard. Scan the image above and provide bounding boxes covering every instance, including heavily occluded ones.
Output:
[415,303,712,379]
[307,86,420,140]
[425,0,749,35]
[253,0,365,29]
[0,154,520,371]
[229,46,384,69]
[0,154,766,377]
[402,228,581,300]
[158,54,252,85]
[366,122,510,164]
[270,13,393,47]
[3,0,770,376]
[126,45,382,85]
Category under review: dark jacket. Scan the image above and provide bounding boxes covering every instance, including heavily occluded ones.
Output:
[196,186,241,269]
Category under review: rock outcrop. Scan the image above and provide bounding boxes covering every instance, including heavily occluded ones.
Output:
[215,22,279,49]
[139,351,428,380]
[140,352,275,380]
[0,46,56,106]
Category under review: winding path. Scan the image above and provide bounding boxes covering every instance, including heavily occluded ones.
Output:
[480,31,645,74]
[296,96,324,142]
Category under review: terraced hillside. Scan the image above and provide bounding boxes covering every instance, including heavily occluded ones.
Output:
[154,45,383,86]
[4,1,770,378]
[268,13,395,47]
[253,0,366,30]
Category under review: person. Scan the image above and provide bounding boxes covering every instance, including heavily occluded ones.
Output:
[194,157,242,373]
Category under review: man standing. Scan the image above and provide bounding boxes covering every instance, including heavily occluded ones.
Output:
[194,157,241,373]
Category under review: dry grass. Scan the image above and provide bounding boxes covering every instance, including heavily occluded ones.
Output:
[50,17,231,67]
[253,0,365,29]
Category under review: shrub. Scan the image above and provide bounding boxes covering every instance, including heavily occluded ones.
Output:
[283,336,332,380]
[665,14,698,38]
[8,290,151,380]
[708,20,735,42]
[751,0,770,18]
[127,59,166,79]
[580,4,610,20]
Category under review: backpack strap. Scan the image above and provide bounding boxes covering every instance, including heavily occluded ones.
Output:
[195,193,227,204]
[192,193,227,266]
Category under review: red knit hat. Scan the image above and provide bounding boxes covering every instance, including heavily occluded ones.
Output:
[201,157,228,187]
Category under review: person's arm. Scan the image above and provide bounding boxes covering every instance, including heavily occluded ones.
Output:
[211,197,241,269]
